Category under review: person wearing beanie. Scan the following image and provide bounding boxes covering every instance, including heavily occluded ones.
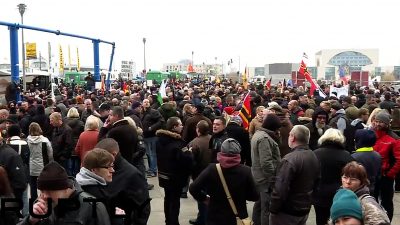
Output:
[305,107,331,150]
[189,138,259,225]
[225,115,252,166]
[18,161,111,225]
[371,110,400,221]
[330,189,363,225]
[270,125,320,225]
[340,162,390,225]
[251,113,282,225]
[351,129,381,194]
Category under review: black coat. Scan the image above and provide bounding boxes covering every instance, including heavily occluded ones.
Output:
[65,117,84,150]
[99,119,138,164]
[0,144,27,196]
[312,141,354,207]
[50,123,73,161]
[105,154,151,225]
[182,113,212,143]
[32,114,52,138]
[141,108,164,138]
[189,164,259,225]
[156,129,193,189]
[225,123,252,166]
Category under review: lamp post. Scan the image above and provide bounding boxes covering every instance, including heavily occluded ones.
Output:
[143,37,146,73]
[18,3,27,92]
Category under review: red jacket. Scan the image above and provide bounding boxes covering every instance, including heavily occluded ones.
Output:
[373,130,400,179]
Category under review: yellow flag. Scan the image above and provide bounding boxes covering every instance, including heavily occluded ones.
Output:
[242,67,248,90]
[77,48,80,72]
[59,45,64,72]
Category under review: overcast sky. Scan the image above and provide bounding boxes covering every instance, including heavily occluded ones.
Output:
[1,0,399,73]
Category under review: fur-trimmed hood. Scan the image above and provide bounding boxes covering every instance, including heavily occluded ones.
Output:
[156,129,182,140]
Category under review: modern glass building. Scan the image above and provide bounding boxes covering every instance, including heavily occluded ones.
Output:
[315,49,379,80]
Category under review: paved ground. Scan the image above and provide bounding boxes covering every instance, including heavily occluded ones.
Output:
[147,177,400,225]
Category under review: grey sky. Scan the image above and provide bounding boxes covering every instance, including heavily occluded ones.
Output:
[0,0,399,73]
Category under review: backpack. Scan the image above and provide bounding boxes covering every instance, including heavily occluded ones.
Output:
[359,194,390,225]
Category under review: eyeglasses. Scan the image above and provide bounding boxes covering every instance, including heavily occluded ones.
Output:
[341,175,360,183]
[100,164,114,170]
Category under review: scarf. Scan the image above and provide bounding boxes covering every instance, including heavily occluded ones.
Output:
[217,152,241,168]
[76,167,107,186]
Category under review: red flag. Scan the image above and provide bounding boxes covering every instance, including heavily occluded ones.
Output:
[265,77,272,89]
[239,93,251,130]
[298,60,317,96]
[188,64,194,73]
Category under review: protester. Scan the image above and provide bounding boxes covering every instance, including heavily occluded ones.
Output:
[27,122,53,201]
[156,117,193,225]
[188,120,212,225]
[75,115,100,164]
[312,128,354,225]
[371,110,400,221]
[18,161,111,225]
[340,162,390,225]
[329,189,363,225]
[96,138,151,225]
[189,138,259,225]
[251,113,281,225]
[270,125,320,225]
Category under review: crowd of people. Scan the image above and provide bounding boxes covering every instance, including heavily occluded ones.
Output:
[0,77,399,225]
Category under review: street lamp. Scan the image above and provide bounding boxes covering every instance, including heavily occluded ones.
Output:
[191,51,194,66]
[143,37,146,73]
[18,3,27,92]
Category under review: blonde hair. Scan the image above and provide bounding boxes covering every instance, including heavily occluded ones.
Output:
[366,108,382,127]
[67,107,80,118]
[318,128,345,146]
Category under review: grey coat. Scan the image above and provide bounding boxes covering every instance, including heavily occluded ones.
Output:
[250,128,281,190]
[27,135,53,176]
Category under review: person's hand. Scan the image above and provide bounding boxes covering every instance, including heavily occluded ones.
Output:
[29,196,48,224]
[115,207,126,215]
[104,118,111,128]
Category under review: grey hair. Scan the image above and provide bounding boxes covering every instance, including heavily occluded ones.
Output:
[318,128,345,146]
[85,115,100,131]
[290,125,310,145]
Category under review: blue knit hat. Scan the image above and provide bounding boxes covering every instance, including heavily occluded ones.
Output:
[330,189,363,223]
[355,129,376,149]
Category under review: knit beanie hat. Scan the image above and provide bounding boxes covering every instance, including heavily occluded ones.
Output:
[37,161,73,190]
[263,113,281,132]
[221,138,241,155]
[229,115,242,126]
[375,111,391,125]
[330,189,363,223]
[131,101,142,110]
[355,129,376,149]
[223,106,235,115]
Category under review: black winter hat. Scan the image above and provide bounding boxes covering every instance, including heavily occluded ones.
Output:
[355,129,376,149]
[262,113,281,131]
[37,161,73,191]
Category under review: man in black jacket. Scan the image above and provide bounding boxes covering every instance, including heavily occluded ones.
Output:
[98,106,139,166]
[270,125,320,225]
[225,115,251,166]
[96,138,151,225]
[49,112,73,175]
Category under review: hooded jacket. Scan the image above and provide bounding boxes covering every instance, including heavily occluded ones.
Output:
[27,135,53,176]
[156,129,193,189]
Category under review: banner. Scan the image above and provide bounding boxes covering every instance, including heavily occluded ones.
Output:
[26,42,37,59]
[330,85,349,97]
[59,45,64,72]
